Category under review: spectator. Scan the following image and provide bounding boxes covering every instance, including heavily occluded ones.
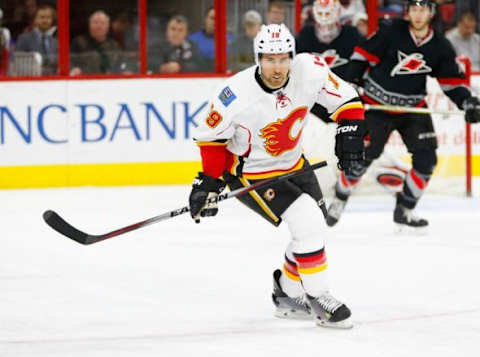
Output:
[339,0,366,25]
[111,11,132,51]
[148,15,204,73]
[70,10,129,75]
[6,0,37,39]
[14,4,57,75]
[188,7,232,71]
[266,1,287,25]
[453,0,479,32]
[229,10,262,72]
[446,11,480,71]
[0,8,12,76]
[353,12,368,37]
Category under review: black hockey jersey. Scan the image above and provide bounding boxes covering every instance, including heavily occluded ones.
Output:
[348,19,471,109]
[296,24,364,79]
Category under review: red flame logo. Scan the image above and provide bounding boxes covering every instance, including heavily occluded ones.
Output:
[260,107,308,157]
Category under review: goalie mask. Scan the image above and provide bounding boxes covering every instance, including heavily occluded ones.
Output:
[254,23,296,66]
[312,0,341,43]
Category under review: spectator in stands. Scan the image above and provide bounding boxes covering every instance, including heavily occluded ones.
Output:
[446,11,480,71]
[111,11,132,51]
[70,10,129,75]
[453,0,479,32]
[229,10,262,72]
[14,4,57,75]
[0,8,12,76]
[339,0,366,25]
[148,15,204,74]
[266,1,287,25]
[353,12,368,37]
[188,7,232,71]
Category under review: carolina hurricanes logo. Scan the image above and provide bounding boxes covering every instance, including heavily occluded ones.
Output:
[390,51,432,77]
[317,49,348,69]
[260,107,308,157]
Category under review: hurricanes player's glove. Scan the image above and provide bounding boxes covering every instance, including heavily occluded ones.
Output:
[189,172,226,223]
[335,119,366,177]
[463,96,480,123]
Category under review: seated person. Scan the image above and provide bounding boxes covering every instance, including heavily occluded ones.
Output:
[0,8,11,76]
[446,11,480,71]
[70,10,130,75]
[14,4,57,75]
[148,15,204,73]
[188,7,232,71]
[229,10,262,72]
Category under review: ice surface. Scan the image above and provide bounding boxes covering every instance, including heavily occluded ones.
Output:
[1,184,480,357]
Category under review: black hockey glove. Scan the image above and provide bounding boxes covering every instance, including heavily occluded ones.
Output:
[335,119,366,177]
[189,172,226,223]
[463,96,480,123]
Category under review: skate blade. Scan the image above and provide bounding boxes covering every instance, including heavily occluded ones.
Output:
[274,308,313,320]
[315,317,354,329]
[394,224,428,236]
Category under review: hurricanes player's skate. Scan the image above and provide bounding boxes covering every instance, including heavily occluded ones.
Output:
[189,23,366,328]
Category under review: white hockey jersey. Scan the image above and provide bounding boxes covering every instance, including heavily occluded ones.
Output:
[194,53,363,179]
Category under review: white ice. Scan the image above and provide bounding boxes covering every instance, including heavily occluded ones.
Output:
[2,183,480,357]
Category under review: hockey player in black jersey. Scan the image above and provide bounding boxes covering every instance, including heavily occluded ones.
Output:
[327,0,480,230]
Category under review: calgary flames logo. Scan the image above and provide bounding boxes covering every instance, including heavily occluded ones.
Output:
[260,107,308,157]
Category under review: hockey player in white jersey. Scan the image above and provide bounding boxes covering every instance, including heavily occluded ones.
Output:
[188,24,365,329]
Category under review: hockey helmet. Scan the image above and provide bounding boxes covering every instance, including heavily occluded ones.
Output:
[406,0,436,13]
[312,0,341,26]
[253,24,295,65]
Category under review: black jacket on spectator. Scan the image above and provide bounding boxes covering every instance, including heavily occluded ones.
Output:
[147,39,205,73]
[70,34,128,74]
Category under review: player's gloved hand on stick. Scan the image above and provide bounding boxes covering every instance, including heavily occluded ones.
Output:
[335,119,366,177]
[463,96,480,123]
[189,172,226,223]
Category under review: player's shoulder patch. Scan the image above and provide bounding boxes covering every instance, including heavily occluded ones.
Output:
[218,86,237,107]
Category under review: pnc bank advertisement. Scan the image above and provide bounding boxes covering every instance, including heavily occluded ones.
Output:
[0,77,479,188]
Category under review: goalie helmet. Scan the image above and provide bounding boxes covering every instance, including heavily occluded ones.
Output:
[253,23,295,65]
[312,0,341,26]
[312,0,341,43]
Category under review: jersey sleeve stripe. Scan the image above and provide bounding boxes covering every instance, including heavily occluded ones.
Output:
[196,140,228,147]
[437,77,469,86]
[330,102,364,122]
[352,46,380,65]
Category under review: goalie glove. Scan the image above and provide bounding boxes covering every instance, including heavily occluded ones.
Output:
[189,172,226,223]
[335,119,367,177]
[463,96,480,123]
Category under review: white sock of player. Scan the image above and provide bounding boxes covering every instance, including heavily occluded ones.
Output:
[281,194,330,297]
[279,242,305,298]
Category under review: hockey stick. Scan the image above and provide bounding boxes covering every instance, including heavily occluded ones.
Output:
[365,104,464,116]
[43,160,328,245]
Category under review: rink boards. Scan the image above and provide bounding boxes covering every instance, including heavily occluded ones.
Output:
[1,76,479,189]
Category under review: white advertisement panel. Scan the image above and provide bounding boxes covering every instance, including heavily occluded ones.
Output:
[0,78,224,166]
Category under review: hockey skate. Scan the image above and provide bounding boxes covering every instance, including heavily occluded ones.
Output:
[326,196,347,227]
[306,292,353,329]
[272,269,312,320]
[393,196,428,233]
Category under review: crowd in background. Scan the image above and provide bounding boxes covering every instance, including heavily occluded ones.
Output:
[0,0,479,77]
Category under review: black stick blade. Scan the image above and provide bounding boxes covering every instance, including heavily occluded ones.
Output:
[43,210,91,245]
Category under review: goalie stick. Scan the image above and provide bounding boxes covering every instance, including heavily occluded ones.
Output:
[43,160,328,245]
